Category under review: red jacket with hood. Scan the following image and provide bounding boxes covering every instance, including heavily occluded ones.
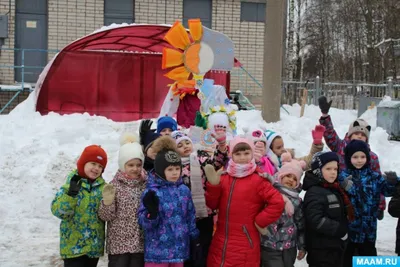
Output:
[205,170,284,267]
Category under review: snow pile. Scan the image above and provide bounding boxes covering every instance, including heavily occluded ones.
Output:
[0,98,399,266]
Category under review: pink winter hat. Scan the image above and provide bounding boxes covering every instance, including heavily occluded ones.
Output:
[228,136,255,157]
[278,151,306,188]
[278,162,304,188]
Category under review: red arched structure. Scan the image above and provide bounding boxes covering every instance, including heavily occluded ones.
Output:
[35,24,240,121]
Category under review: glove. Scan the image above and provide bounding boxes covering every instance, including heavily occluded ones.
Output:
[102,184,116,206]
[139,119,154,146]
[190,238,202,265]
[340,175,353,192]
[384,171,399,185]
[204,165,223,185]
[318,96,332,115]
[67,174,82,197]
[377,209,384,220]
[282,195,295,217]
[312,125,325,145]
[211,125,227,146]
[143,190,159,219]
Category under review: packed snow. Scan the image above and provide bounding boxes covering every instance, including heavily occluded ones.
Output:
[0,93,399,267]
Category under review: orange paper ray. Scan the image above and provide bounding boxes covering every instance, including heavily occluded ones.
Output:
[164,66,191,81]
[188,19,203,42]
[164,21,191,50]
[184,43,200,74]
[162,48,184,69]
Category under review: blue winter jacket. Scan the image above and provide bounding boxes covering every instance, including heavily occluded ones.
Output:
[339,168,398,243]
[138,172,199,263]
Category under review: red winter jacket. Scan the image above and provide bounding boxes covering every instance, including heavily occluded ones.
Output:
[205,171,284,267]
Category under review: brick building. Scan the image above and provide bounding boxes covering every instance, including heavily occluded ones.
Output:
[0,0,266,112]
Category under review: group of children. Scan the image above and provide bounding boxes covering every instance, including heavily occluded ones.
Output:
[51,96,400,267]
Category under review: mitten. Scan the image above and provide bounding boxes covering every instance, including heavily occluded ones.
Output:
[312,125,326,145]
[340,175,353,192]
[67,174,82,197]
[384,171,399,185]
[190,238,202,266]
[102,184,116,206]
[282,195,295,217]
[318,96,332,115]
[139,119,154,146]
[211,125,227,146]
[204,164,223,185]
[143,190,159,219]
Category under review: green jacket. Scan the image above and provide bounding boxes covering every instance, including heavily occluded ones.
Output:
[51,170,106,259]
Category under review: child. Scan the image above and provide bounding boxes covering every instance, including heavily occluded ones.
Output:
[203,136,285,267]
[244,128,276,175]
[157,116,178,135]
[138,136,201,267]
[264,125,324,170]
[260,157,306,267]
[51,145,108,267]
[318,95,386,219]
[388,183,400,256]
[170,128,229,267]
[302,151,352,267]
[98,133,146,267]
[339,140,399,267]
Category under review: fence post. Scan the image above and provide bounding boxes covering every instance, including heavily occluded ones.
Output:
[387,78,393,98]
[314,76,321,105]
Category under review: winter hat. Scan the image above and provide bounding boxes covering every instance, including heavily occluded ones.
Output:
[347,119,371,141]
[311,151,339,179]
[264,130,281,149]
[278,162,304,188]
[152,136,182,179]
[143,131,161,153]
[228,136,255,157]
[243,127,267,144]
[171,130,192,145]
[118,133,145,171]
[344,139,370,169]
[157,116,178,133]
[77,145,108,178]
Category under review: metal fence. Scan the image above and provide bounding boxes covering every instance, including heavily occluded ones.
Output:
[0,48,59,113]
[282,77,399,110]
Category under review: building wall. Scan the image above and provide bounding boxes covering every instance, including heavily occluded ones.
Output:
[0,0,16,85]
[0,0,265,112]
[47,0,104,60]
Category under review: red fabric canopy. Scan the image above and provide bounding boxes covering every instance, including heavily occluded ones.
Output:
[36,24,239,121]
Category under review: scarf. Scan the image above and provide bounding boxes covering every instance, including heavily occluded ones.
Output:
[227,158,257,178]
[322,181,355,222]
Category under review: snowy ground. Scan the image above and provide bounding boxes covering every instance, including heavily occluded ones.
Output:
[0,93,399,267]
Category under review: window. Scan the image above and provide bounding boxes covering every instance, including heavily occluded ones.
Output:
[240,2,266,22]
[183,0,212,29]
[104,0,134,26]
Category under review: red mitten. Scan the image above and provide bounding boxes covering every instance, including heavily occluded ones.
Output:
[312,125,326,145]
[212,125,227,146]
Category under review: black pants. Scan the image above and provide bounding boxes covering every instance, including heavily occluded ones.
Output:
[108,253,144,267]
[64,255,99,267]
[184,216,214,267]
[343,241,377,267]
[260,246,297,267]
[307,248,344,267]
